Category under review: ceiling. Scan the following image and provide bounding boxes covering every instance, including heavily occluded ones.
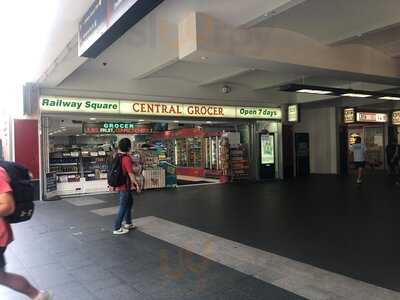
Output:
[39,0,400,109]
[255,0,400,47]
[37,0,93,79]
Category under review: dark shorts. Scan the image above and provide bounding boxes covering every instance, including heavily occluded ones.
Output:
[0,248,5,271]
[354,161,366,168]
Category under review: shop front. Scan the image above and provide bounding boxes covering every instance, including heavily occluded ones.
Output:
[341,108,388,173]
[39,96,283,199]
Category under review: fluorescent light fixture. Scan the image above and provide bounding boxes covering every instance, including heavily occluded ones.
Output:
[206,121,213,124]
[379,96,400,101]
[138,119,145,122]
[297,89,332,95]
[89,118,97,121]
[341,93,371,98]
[173,120,180,123]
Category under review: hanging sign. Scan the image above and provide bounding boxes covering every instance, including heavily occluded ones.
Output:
[344,108,355,123]
[79,0,164,58]
[356,112,388,123]
[288,104,299,122]
[392,111,400,125]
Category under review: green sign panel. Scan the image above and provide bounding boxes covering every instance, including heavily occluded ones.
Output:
[237,107,282,119]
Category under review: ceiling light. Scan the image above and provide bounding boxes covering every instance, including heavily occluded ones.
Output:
[173,120,179,123]
[206,121,213,124]
[297,89,332,95]
[341,93,372,98]
[138,119,145,122]
[379,96,400,101]
[90,118,97,121]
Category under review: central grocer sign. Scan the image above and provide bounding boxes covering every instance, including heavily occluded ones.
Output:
[40,96,281,120]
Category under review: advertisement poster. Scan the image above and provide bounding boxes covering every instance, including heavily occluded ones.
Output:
[261,134,275,165]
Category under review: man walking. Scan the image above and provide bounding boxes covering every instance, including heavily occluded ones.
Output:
[350,136,367,184]
[0,167,52,299]
[113,138,140,235]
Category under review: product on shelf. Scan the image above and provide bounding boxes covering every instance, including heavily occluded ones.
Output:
[230,144,249,181]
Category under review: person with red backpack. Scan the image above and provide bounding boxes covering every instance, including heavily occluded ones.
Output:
[0,165,52,299]
[108,138,140,235]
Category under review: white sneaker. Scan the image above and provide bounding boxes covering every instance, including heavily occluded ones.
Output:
[123,224,137,230]
[34,291,53,300]
[113,228,129,235]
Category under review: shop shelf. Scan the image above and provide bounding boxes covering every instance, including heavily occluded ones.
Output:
[56,172,80,175]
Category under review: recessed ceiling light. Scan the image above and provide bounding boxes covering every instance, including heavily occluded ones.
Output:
[379,96,400,101]
[297,89,332,95]
[90,118,97,121]
[342,93,372,98]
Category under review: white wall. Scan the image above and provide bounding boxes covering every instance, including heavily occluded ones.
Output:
[294,107,337,174]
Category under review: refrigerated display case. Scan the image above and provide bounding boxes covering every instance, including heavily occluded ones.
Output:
[175,138,203,167]
[205,136,220,170]
[175,138,188,167]
[204,136,229,177]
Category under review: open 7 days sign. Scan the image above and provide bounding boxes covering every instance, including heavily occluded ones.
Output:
[40,96,282,120]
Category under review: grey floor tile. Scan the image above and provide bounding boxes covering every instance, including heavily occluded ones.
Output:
[73,264,116,283]
[50,281,98,300]
[91,206,119,216]
[28,263,74,288]
[66,197,106,206]
[92,284,145,300]
[234,277,306,300]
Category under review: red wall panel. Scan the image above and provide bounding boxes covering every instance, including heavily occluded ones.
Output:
[14,119,39,179]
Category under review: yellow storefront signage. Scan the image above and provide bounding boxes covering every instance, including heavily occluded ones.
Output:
[393,111,400,125]
[40,96,281,120]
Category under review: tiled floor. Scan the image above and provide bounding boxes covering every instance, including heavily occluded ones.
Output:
[0,198,303,299]
[2,174,400,299]
[132,216,400,300]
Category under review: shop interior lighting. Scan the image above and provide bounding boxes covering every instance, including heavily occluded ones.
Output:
[173,120,180,123]
[89,118,97,121]
[341,93,372,98]
[281,84,400,100]
[296,89,332,95]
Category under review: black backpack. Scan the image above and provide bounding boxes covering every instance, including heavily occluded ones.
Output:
[107,154,128,187]
[0,161,35,224]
